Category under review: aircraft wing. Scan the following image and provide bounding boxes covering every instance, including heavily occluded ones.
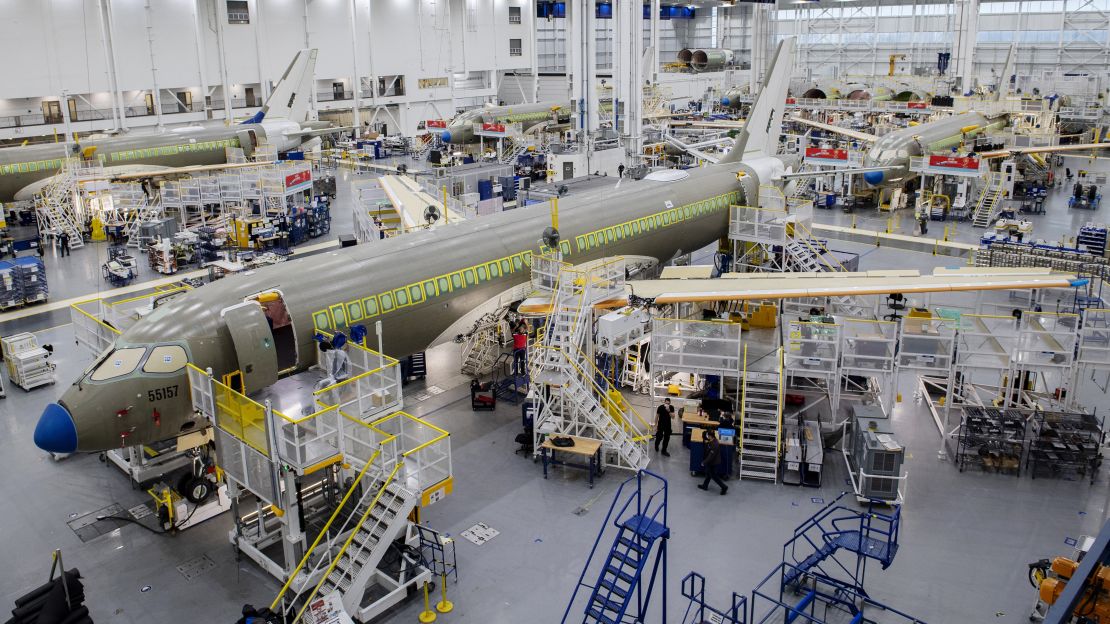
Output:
[789,117,879,143]
[285,126,357,139]
[630,267,1078,304]
[666,120,747,129]
[978,142,1110,159]
[663,135,724,164]
[100,160,279,182]
[377,174,466,230]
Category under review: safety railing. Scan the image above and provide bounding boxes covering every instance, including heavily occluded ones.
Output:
[101,286,192,333]
[69,299,121,357]
[729,205,788,245]
[364,411,452,493]
[1078,308,1110,367]
[751,562,924,623]
[680,572,746,624]
[651,317,743,376]
[897,317,956,373]
[839,319,898,373]
[785,321,841,376]
[531,251,567,294]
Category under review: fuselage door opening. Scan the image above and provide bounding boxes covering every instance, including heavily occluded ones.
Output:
[249,291,298,374]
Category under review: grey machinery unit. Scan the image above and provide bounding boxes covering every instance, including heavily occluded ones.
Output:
[846,403,905,501]
[138,217,180,247]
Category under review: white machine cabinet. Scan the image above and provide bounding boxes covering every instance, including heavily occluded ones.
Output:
[2,332,55,390]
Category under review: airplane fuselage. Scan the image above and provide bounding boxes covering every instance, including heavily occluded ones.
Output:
[862,111,1006,188]
[441,101,574,145]
[0,119,310,203]
[42,162,763,452]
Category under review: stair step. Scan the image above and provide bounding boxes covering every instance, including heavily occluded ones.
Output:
[586,608,618,624]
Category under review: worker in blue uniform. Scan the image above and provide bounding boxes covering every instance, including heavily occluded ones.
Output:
[697,429,728,495]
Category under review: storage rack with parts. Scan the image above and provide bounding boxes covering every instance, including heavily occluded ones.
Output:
[955,406,1027,476]
[1026,410,1104,484]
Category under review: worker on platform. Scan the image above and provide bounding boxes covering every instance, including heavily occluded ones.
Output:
[698,429,728,495]
[654,398,674,456]
[511,319,528,376]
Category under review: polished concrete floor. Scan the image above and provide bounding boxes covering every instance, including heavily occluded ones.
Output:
[0,164,1108,622]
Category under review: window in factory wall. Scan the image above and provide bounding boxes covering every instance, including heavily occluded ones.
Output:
[378,76,405,97]
[509,6,522,23]
[227,0,249,24]
[510,38,523,56]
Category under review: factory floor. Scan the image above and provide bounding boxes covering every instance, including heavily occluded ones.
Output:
[0,171,1108,622]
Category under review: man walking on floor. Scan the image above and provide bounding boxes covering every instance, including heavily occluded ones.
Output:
[698,429,728,495]
[654,398,674,456]
[59,231,70,257]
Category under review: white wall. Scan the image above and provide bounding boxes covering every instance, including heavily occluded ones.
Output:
[0,0,535,139]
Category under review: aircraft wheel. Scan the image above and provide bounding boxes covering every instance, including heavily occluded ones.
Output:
[183,477,212,504]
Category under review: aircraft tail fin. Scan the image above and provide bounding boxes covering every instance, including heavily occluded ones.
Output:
[995,43,1017,103]
[256,49,317,123]
[719,37,795,164]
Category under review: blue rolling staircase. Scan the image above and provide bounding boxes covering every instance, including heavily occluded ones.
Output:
[492,352,528,404]
[563,470,670,624]
[681,572,747,624]
[781,493,901,594]
[751,562,926,624]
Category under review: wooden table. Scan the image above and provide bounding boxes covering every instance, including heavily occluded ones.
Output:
[681,414,719,448]
[540,436,604,488]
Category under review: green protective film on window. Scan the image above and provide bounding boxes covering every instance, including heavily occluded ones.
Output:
[347,302,363,321]
[488,263,500,278]
[313,311,331,331]
[500,259,511,274]
[363,297,378,316]
[561,241,570,254]
[588,233,597,246]
[477,266,487,281]
[512,256,523,270]
[395,288,409,306]
[464,270,475,285]
[380,293,395,311]
[330,305,347,327]
[451,273,463,289]
[409,284,423,303]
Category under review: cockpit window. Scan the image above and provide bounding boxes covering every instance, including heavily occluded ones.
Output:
[143,345,188,373]
[90,347,147,381]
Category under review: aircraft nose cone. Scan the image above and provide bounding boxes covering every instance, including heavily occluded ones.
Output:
[720,96,731,106]
[34,403,78,453]
[863,170,885,186]
[441,130,452,143]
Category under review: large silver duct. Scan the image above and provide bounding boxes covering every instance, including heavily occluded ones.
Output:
[690,48,734,72]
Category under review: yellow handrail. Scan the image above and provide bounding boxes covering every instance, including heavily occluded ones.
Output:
[739,344,748,452]
[292,461,405,624]
[569,343,652,437]
[69,304,122,336]
[270,446,384,610]
[776,347,785,459]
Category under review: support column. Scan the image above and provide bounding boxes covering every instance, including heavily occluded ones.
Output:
[364,0,379,111]
[213,0,234,123]
[348,0,362,132]
[97,0,122,130]
[193,0,211,117]
[749,3,770,91]
[143,0,164,127]
[100,0,128,130]
[953,0,980,94]
[567,0,597,135]
[253,0,270,101]
[614,0,642,159]
[531,0,540,103]
[651,0,660,85]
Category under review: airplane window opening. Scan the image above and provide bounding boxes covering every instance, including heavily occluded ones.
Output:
[90,347,147,381]
[477,266,487,281]
[437,277,451,293]
[424,281,437,298]
[409,285,424,304]
[452,273,464,289]
[363,297,379,316]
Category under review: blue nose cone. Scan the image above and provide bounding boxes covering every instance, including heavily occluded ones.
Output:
[34,403,78,453]
[863,170,885,186]
[720,96,731,107]
[441,130,452,143]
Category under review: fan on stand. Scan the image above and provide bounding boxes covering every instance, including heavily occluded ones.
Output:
[542,226,560,256]
[424,205,442,227]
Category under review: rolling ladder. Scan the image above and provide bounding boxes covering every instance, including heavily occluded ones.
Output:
[563,470,670,624]
[619,338,651,395]
[784,236,871,318]
[500,139,530,164]
[739,361,783,482]
[972,172,1005,227]
[33,163,86,249]
[532,257,651,471]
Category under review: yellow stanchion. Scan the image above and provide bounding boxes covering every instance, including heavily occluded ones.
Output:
[436,573,454,613]
[896,393,902,403]
[419,581,437,622]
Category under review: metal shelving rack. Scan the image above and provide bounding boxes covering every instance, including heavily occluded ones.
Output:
[1026,410,1104,484]
[955,406,1027,475]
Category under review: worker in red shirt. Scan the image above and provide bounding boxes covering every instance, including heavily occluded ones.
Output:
[511,320,529,375]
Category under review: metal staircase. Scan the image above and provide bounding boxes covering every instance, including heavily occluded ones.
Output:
[33,161,87,249]
[619,338,651,395]
[563,470,669,624]
[784,234,871,318]
[531,255,652,471]
[285,462,420,620]
[739,347,783,481]
[459,305,510,377]
[781,492,901,593]
[500,138,530,164]
[972,172,1006,227]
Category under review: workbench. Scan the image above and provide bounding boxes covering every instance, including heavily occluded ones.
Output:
[688,428,735,478]
[681,413,719,448]
[540,436,603,488]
